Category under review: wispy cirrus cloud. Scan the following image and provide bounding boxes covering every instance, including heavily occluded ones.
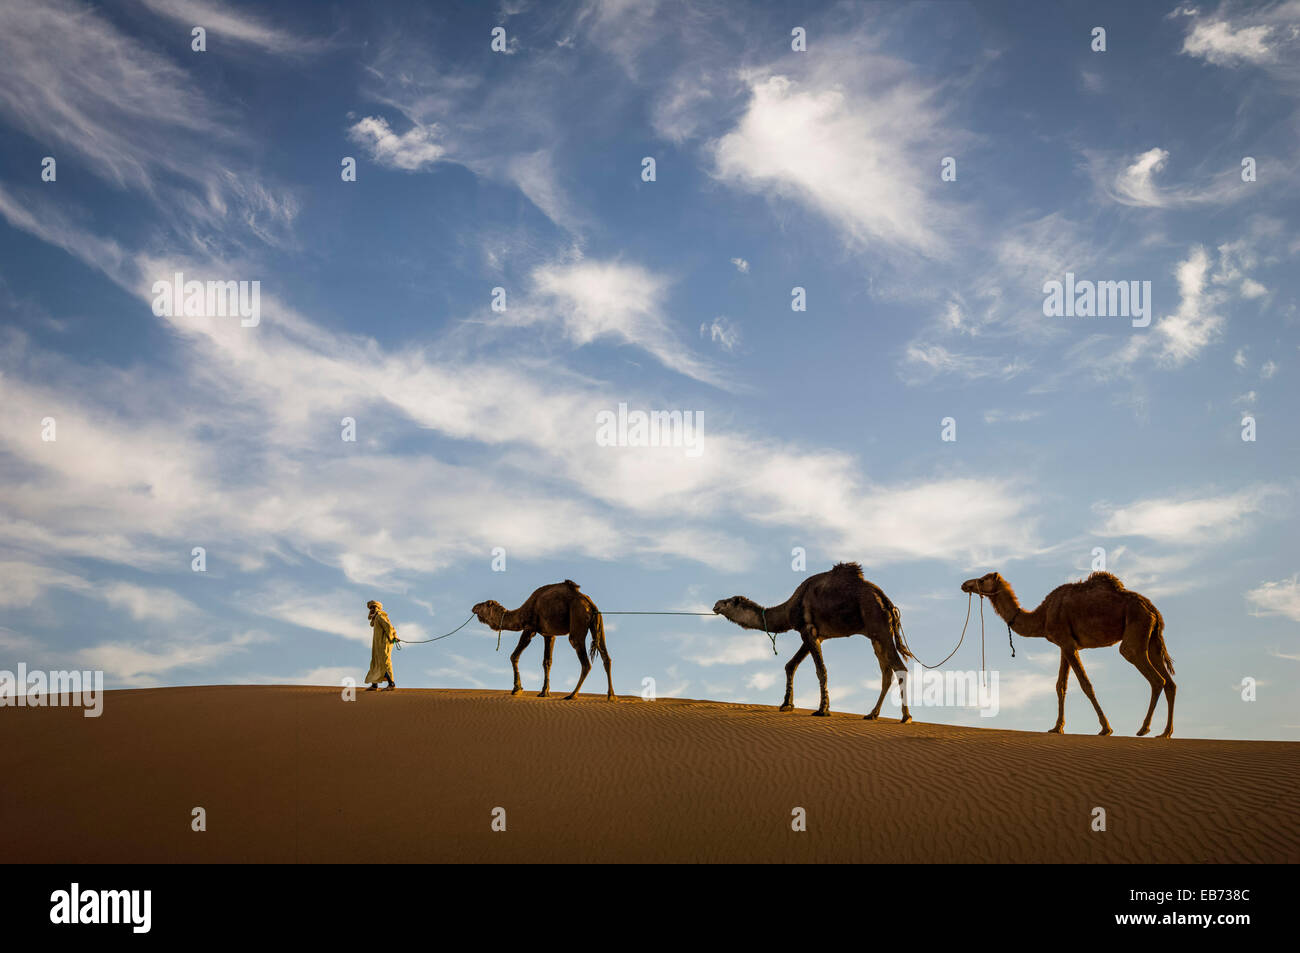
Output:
[1098,147,1245,209]
[134,0,332,55]
[0,0,299,248]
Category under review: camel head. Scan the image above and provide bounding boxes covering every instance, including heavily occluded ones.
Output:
[961,572,1007,597]
[472,600,505,627]
[712,595,764,629]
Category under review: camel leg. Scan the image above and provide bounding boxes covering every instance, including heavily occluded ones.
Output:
[1049,650,1069,733]
[866,639,911,722]
[887,641,912,724]
[780,643,810,711]
[1146,635,1176,739]
[563,634,592,700]
[1118,623,1164,736]
[596,635,614,701]
[865,641,892,720]
[805,630,831,717]
[509,630,535,695]
[1120,615,1177,737]
[538,636,554,697]
[1066,649,1112,736]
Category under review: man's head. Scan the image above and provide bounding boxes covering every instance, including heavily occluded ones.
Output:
[367,600,383,621]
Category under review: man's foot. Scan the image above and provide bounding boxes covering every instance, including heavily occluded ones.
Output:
[382,684,396,692]
[365,684,379,692]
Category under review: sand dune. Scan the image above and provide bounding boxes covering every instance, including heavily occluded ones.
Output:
[3,686,1296,863]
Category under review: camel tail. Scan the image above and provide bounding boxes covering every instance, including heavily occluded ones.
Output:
[589,610,606,663]
[879,590,913,662]
[1152,610,1173,675]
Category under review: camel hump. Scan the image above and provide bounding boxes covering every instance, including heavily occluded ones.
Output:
[1084,571,1126,590]
[831,561,865,579]
[563,579,581,590]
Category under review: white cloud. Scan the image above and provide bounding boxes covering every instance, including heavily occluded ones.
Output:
[78,630,264,686]
[1246,574,1300,622]
[711,57,956,255]
[0,561,197,621]
[683,636,774,667]
[1155,245,1222,365]
[1241,278,1268,299]
[1178,9,1276,66]
[730,257,749,274]
[700,316,740,352]
[1093,486,1284,544]
[100,582,198,622]
[348,116,446,171]
[524,258,730,387]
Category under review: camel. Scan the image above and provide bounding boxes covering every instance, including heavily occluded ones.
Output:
[472,580,614,700]
[712,562,914,721]
[960,571,1175,737]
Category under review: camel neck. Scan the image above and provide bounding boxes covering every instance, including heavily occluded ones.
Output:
[760,602,794,632]
[991,588,1040,637]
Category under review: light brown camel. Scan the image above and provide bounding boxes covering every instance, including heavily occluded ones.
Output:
[472,580,614,700]
[713,562,914,721]
[961,571,1175,737]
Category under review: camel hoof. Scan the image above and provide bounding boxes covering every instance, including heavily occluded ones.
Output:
[562,693,576,700]
[537,691,550,698]
[606,694,615,701]
[1136,726,1151,737]
[1047,725,1064,734]
[510,687,522,696]
[863,712,878,721]
[811,710,831,717]
[779,703,795,712]
[1158,730,1174,739]
[899,714,913,724]
[1098,726,1113,736]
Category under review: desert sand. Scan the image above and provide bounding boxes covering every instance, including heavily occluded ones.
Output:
[3,685,1296,863]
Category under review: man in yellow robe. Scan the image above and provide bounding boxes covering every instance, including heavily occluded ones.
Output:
[365,600,398,691]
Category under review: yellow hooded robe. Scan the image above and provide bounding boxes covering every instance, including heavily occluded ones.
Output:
[365,603,397,683]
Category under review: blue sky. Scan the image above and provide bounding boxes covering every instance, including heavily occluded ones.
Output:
[0,0,1297,739]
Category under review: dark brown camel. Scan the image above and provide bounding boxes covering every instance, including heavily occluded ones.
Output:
[472,580,614,700]
[713,562,914,721]
[961,570,1175,737]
